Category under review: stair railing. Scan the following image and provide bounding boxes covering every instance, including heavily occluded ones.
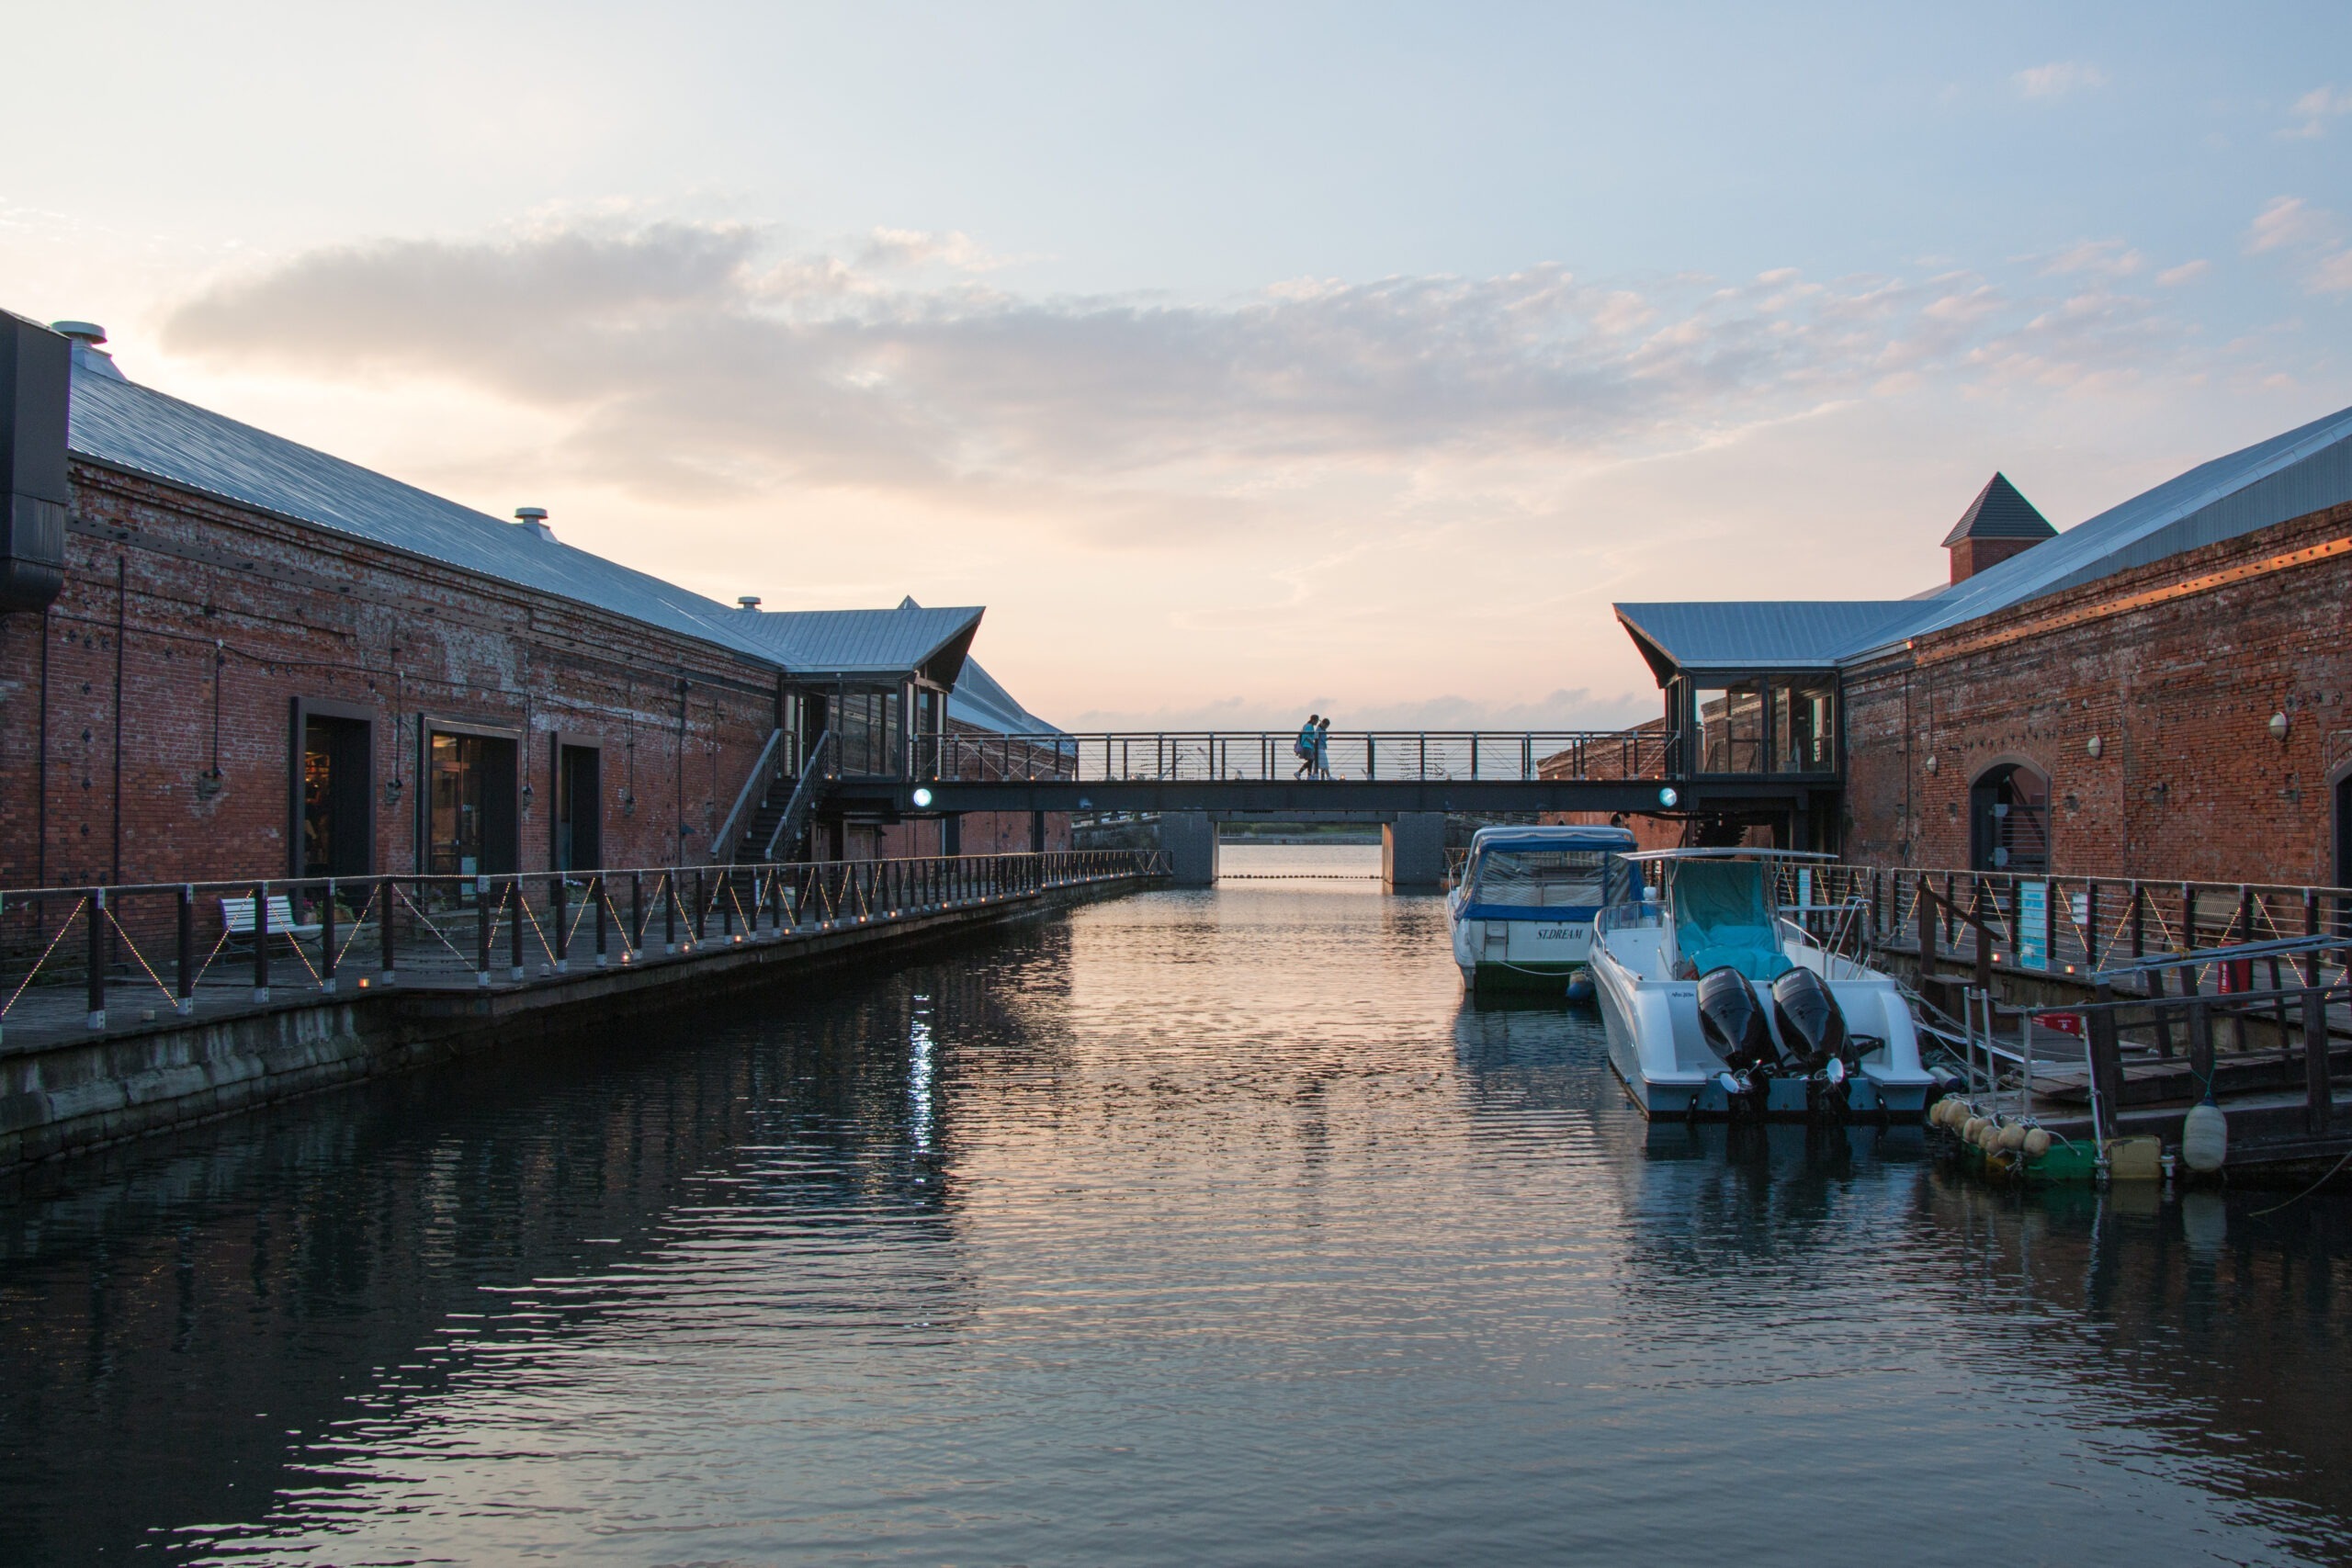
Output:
[762,729,834,863]
[711,727,790,863]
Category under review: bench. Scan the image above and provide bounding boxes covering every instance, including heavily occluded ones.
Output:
[219,894,322,942]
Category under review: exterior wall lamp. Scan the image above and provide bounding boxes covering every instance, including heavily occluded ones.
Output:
[2086,735,2103,759]
[2269,710,2290,740]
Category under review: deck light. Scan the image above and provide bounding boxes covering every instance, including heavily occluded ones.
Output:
[911,787,933,808]
[1657,786,1679,807]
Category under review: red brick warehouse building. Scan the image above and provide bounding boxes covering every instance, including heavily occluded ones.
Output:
[0,311,1067,892]
[1612,408,2352,887]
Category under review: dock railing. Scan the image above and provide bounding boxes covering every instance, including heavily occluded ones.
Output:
[0,849,1170,1041]
[912,729,1679,784]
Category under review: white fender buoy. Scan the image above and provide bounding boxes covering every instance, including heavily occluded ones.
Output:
[1963,1117,1988,1144]
[2181,1098,2228,1174]
[2022,1128,2052,1159]
[1997,1122,2028,1153]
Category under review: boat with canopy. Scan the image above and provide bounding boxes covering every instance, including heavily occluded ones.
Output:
[1448,825,1641,993]
[1588,848,1936,1121]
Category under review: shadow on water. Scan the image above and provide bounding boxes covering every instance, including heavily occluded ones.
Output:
[0,859,2349,1564]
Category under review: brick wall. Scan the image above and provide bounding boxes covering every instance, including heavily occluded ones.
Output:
[1840,499,2352,885]
[0,461,786,887]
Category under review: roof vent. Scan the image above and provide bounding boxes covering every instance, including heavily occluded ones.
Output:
[737,595,763,611]
[50,321,125,382]
[512,505,555,542]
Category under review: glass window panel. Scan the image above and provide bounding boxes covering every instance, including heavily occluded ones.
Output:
[1694,682,1764,773]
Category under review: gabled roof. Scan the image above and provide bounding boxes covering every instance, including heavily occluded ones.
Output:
[1940,471,2053,546]
[729,600,983,685]
[1614,400,2352,680]
[65,354,786,668]
[1614,600,1918,683]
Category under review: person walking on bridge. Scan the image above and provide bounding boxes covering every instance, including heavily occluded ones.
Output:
[1314,715,1334,780]
[1294,715,1320,779]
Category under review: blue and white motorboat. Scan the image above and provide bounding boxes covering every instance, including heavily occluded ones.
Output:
[1589,849,1937,1121]
[1448,825,1641,995]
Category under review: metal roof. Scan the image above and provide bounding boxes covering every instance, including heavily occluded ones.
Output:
[729,602,983,683]
[1939,471,2053,545]
[1613,600,1918,682]
[950,656,1063,734]
[65,354,786,668]
[1616,400,2352,679]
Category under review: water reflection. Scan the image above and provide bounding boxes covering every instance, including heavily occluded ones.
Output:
[0,844,2343,1564]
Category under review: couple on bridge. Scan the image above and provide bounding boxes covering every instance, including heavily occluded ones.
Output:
[1293,715,1334,780]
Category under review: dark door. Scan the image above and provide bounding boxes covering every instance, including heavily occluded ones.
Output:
[428,731,518,875]
[556,744,602,871]
[2336,772,2351,892]
[300,716,373,877]
[1970,763,2051,873]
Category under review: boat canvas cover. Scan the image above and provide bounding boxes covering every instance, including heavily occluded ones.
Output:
[1669,859,1792,980]
[1459,830,1634,921]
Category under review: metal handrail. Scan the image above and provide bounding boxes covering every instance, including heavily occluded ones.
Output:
[711,726,788,863]
[762,728,834,863]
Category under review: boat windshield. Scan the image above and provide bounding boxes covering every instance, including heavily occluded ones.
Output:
[1467,849,1626,910]
[1669,859,1791,980]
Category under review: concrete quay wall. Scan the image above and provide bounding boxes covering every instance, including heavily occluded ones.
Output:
[0,875,1153,1171]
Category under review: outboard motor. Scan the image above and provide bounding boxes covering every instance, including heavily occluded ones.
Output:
[1770,966,1849,1073]
[1696,966,1775,1071]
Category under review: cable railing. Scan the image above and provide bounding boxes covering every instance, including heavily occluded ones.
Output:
[0,850,1170,1042]
[910,729,1679,784]
[1770,862,2352,998]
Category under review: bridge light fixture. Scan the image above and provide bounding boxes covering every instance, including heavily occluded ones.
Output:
[1657,786,1679,808]
[911,786,933,808]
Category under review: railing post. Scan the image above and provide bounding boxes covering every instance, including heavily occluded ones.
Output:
[2083,881,2098,972]
[87,887,107,1030]
[176,884,196,1016]
[1972,879,1992,992]
[552,873,570,973]
[1917,878,1936,977]
[2087,983,2125,1145]
[320,879,338,994]
[2306,986,2334,1135]
[253,880,271,1004]
[594,874,609,968]
[509,876,526,982]
[720,867,736,939]
[694,867,708,944]
[477,874,493,987]
[380,875,399,985]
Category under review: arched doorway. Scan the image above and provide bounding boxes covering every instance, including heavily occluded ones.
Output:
[1970,761,2051,873]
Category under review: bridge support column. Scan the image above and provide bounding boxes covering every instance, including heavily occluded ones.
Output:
[1162,813,1218,887]
[1383,814,1447,892]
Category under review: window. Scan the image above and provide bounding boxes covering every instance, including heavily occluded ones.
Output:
[1693,682,1765,773]
[427,729,517,876]
[833,690,902,775]
[1970,762,2051,874]
[1772,680,1835,773]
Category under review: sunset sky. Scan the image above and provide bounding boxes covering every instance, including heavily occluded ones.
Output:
[6,2,2349,729]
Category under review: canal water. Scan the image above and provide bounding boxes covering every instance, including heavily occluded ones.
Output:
[3,844,2350,1565]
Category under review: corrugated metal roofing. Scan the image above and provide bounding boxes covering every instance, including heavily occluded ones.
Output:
[1614,600,1919,676]
[950,656,1062,733]
[729,603,983,681]
[66,356,786,667]
[1615,400,2352,679]
[1939,471,2053,545]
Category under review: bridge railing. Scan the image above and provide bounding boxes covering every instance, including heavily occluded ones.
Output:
[915,729,1678,784]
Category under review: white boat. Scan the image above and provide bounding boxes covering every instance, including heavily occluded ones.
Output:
[1448,825,1640,994]
[1589,849,1938,1121]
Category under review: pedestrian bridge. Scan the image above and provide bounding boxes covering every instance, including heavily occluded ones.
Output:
[801,728,1841,886]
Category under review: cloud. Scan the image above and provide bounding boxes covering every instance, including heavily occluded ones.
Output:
[2282,85,2352,139]
[2012,62,2106,100]
[2241,196,2352,295]
[2040,239,2143,278]
[2154,259,2211,287]
[159,219,2198,541]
